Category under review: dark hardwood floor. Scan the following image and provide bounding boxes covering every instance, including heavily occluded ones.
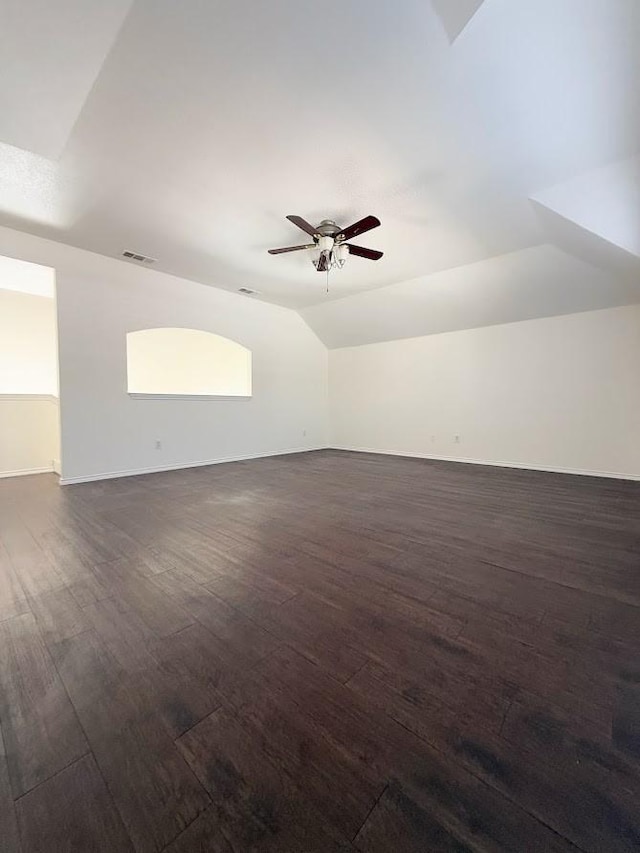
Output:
[1,449,639,852]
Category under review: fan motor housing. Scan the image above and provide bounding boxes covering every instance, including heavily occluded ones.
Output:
[316,219,342,239]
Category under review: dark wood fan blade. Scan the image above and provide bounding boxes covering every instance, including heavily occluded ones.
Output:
[340,215,380,242]
[286,215,318,237]
[317,251,329,272]
[268,244,314,254]
[346,244,383,261]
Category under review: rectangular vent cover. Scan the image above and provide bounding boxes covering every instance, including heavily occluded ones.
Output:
[122,250,157,264]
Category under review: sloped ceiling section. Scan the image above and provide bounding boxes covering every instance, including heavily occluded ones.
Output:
[0,0,133,158]
[305,155,640,349]
[0,0,639,340]
[430,0,487,42]
[531,157,640,278]
[300,245,640,349]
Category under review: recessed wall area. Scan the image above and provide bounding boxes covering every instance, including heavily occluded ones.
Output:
[126,327,252,397]
[0,289,58,395]
[0,255,60,477]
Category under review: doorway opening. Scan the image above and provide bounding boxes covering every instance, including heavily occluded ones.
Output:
[0,254,60,479]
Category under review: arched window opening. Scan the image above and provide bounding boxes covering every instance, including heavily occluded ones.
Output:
[126,328,252,397]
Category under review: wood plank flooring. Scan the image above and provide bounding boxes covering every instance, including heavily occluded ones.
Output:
[0,449,639,852]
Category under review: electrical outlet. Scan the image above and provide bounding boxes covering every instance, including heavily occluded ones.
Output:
[155,439,162,450]
[454,434,460,443]
[303,429,307,437]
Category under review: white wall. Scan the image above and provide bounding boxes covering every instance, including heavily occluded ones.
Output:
[0,396,60,477]
[2,223,637,484]
[0,287,60,476]
[0,289,58,394]
[0,226,328,483]
[330,304,640,479]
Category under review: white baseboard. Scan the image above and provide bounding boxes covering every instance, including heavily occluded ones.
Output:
[330,446,640,482]
[0,465,54,479]
[58,446,326,485]
[0,394,58,402]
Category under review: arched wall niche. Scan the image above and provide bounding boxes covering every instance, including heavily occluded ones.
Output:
[126,327,252,397]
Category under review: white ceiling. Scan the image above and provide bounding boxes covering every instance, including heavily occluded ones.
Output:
[0,0,133,158]
[0,0,639,334]
[431,0,487,42]
[300,244,640,349]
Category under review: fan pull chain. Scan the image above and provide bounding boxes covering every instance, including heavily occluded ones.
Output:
[326,267,329,293]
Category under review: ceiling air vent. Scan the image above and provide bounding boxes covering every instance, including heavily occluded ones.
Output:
[122,250,157,264]
[238,287,259,295]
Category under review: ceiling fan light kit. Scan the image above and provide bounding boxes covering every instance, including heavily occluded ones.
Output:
[334,242,348,269]
[268,215,384,282]
[309,245,321,268]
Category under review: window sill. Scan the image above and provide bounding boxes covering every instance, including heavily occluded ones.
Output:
[128,393,252,401]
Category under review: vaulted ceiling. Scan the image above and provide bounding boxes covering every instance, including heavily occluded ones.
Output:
[1,0,639,344]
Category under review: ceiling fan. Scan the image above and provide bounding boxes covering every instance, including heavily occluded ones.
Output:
[268,215,383,272]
